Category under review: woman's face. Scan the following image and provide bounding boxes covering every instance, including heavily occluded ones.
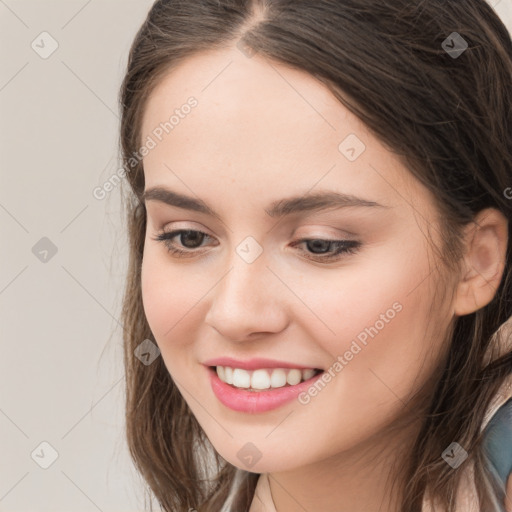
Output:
[139,46,456,473]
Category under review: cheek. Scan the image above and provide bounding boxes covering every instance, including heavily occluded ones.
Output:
[140,248,209,383]
[141,250,170,336]
[299,242,442,385]
[281,257,444,452]
[140,247,200,343]
[299,246,430,337]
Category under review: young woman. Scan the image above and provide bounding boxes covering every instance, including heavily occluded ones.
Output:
[118,1,512,510]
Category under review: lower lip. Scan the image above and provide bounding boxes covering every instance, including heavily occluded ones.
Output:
[207,366,324,413]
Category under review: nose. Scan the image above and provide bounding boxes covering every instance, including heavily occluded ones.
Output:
[204,251,289,342]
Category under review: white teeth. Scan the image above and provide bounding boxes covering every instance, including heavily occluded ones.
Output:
[215,366,320,390]
[232,368,251,388]
[286,369,302,386]
[224,366,233,385]
[270,369,287,388]
[251,369,271,390]
[302,368,316,381]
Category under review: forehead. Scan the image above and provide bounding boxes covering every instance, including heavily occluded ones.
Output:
[140,47,434,221]
[141,47,350,163]
[142,46,342,131]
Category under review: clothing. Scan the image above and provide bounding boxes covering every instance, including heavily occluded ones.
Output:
[248,347,512,512]
[483,397,512,491]
[422,371,512,512]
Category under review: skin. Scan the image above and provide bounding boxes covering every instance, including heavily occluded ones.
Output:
[139,46,508,512]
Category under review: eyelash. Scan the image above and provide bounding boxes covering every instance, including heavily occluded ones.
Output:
[153,229,361,262]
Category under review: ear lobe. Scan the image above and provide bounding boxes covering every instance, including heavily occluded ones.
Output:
[453,208,508,317]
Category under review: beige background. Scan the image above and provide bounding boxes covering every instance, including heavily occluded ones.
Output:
[0,1,511,510]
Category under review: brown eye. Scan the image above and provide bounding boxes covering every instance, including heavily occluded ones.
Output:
[153,229,214,256]
[292,238,361,261]
[176,230,206,248]
[152,230,361,263]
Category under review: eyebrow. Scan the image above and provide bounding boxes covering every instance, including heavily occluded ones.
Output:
[142,186,389,218]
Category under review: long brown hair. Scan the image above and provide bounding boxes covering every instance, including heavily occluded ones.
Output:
[118,1,512,510]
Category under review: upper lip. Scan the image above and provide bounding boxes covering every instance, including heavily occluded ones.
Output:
[203,357,323,371]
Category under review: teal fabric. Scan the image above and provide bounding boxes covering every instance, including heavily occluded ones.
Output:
[482,396,512,511]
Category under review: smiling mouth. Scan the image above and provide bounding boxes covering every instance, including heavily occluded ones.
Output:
[210,365,323,391]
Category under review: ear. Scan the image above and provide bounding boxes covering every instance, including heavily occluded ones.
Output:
[453,208,508,316]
